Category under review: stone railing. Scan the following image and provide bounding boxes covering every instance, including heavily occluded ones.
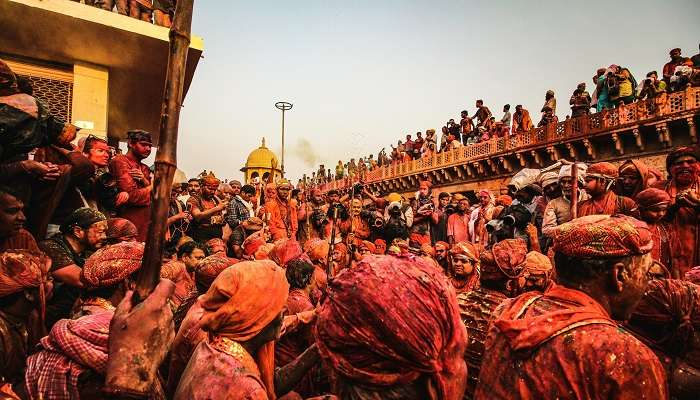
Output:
[317,87,700,192]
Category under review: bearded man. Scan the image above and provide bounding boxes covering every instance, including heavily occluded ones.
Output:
[266,180,298,241]
[469,190,494,246]
[475,215,667,399]
[617,159,657,198]
[578,162,639,218]
[39,208,107,328]
[542,163,588,238]
[655,146,700,277]
[434,241,450,275]
[109,130,153,241]
[449,242,480,295]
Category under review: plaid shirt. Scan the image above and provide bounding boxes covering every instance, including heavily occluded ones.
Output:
[225,196,253,229]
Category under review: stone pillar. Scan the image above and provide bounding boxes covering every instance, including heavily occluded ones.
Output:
[71,62,109,140]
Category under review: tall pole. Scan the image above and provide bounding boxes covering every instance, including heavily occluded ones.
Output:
[275,101,293,178]
[135,0,194,301]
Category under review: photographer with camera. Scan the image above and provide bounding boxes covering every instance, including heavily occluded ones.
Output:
[379,192,413,246]
[569,83,591,118]
[411,181,437,247]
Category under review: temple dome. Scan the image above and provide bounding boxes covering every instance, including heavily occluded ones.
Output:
[244,137,279,169]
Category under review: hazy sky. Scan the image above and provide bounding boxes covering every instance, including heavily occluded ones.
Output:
[175,0,700,183]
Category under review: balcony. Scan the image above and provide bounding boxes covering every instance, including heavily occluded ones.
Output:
[318,87,700,194]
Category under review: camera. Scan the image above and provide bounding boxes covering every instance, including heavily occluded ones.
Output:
[353,182,364,194]
[388,201,403,216]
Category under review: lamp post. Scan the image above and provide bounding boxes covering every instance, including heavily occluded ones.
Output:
[275,101,293,178]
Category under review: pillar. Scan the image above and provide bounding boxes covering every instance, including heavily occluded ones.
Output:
[71,62,109,140]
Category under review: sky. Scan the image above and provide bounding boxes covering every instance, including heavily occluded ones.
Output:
[175,0,700,183]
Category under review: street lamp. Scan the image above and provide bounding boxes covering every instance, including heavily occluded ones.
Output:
[275,101,293,178]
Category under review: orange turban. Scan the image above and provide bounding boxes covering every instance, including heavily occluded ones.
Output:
[242,230,267,257]
[495,195,513,207]
[586,162,618,180]
[450,241,479,263]
[552,215,653,258]
[195,254,237,290]
[0,250,49,298]
[199,260,289,399]
[269,239,305,268]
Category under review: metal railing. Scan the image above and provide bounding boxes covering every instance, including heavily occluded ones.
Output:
[317,87,700,192]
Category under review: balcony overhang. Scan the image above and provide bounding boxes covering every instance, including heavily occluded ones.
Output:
[0,0,204,145]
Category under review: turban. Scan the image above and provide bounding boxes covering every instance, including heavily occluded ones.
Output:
[0,59,19,96]
[684,266,700,285]
[522,251,553,276]
[452,193,466,202]
[420,243,435,257]
[450,241,479,263]
[230,180,242,187]
[201,175,220,188]
[255,243,275,260]
[242,217,264,231]
[628,279,700,356]
[315,255,467,399]
[478,189,492,197]
[552,215,653,258]
[269,239,305,267]
[495,195,512,207]
[126,129,152,144]
[195,254,238,291]
[333,243,349,258]
[666,146,700,172]
[311,188,322,196]
[509,168,540,192]
[538,171,559,189]
[60,207,107,234]
[82,242,143,288]
[546,89,554,96]
[242,230,267,257]
[205,238,227,254]
[387,192,402,203]
[558,163,587,182]
[670,47,681,55]
[434,241,449,251]
[160,260,186,281]
[491,239,527,278]
[304,238,329,263]
[586,162,618,180]
[0,250,49,298]
[419,180,432,190]
[635,188,671,210]
[359,240,376,254]
[199,261,289,399]
[106,218,138,242]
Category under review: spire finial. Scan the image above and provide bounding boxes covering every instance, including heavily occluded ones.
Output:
[261,137,266,148]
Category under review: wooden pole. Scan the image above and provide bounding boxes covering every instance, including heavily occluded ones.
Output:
[571,162,579,220]
[135,0,194,300]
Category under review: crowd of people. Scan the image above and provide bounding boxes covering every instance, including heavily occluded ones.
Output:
[2,46,700,400]
[70,0,177,27]
[308,46,700,185]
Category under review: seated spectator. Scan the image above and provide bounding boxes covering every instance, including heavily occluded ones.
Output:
[39,208,107,327]
[0,186,40,252]
[570,82,591,118]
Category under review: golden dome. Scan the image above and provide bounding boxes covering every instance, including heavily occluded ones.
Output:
[243,138,280,170]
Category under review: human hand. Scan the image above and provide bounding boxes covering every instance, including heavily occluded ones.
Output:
[115,191,129,206]
[525,223,538,238]
[104,279,175,397]
[22,160,60,181]
[129,169,146,182]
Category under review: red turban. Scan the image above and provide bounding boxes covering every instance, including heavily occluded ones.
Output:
[269,239,305,268]
[635,188,671,210]
[82,242,144,288]
[242,230,267,257]
[0,250,49,298]
[315,255,467,399]
[552,215,653,258]
[106,218,138,242]
[359,240,376,254]
[373,239,386,254]
[450,241,480,263]
[194,254,237,290]
[522,251,553,276]
[200,174,220,188]
[199,260,289,399]
[586,162,618,180]
[628,279,700,356]
[304,238,329,263]
[491,239,527,278]
[204,238,227,255]
[434,241,450,251]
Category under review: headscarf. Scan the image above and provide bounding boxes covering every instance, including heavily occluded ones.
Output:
[106,218,138,243]
[304,238,329,263]
[627,279,700,356]
[558,163,587,183]
[242,230,267,257]
[552,215,653,258]
[81,242,143,288]
[333,242,349,259]
[194,254,237,290]
[635,188,671,210]
[269,239,305,267]
[199,261,289,399]
[25,311,111,400]
[60,207,107,234]
[495,195,512,207]
[0,59,19,96]
[538,171,559,189]
[315,255,467,400]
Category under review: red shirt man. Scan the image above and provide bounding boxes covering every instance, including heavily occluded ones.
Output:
[266,180,298,241]
[109,130,153,241]
[447,194,470,244]
[475,215,668,400]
